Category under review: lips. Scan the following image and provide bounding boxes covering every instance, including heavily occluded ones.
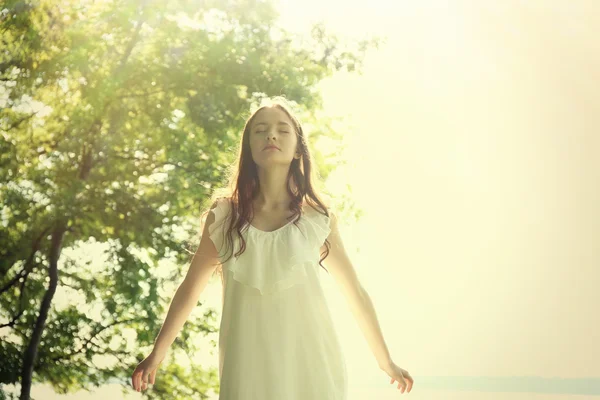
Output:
[263,145,280,150]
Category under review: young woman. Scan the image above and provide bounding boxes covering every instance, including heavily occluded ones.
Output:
[131,98,413,398]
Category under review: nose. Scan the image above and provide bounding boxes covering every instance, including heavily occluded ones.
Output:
[266,129,278,142]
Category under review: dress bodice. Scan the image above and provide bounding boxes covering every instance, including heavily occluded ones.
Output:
[208,198,332,295]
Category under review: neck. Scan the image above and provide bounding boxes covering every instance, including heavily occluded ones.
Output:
[254,167,293,210]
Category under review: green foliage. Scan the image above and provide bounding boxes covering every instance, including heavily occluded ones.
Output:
[0,0,379,398]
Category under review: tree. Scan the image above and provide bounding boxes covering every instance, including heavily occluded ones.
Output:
[0,0,382,398]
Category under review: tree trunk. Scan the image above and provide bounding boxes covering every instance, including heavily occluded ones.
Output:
[19,220,67,400]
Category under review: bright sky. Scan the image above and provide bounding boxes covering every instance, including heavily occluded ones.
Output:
[13,0,600,399]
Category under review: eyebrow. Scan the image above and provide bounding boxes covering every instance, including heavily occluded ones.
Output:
[253,121,292,129]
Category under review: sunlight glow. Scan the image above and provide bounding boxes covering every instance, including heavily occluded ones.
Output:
[19,1,599,399]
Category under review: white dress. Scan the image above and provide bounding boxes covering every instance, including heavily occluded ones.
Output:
[208,198,347,400]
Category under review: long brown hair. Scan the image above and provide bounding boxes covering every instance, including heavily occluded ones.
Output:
[200,97,333,280]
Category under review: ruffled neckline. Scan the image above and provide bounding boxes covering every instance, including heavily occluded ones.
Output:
[208,199,332,295]
[247,212,302,234]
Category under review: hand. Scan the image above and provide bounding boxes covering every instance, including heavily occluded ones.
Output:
[381,360,414,394]
[131,351,164,392]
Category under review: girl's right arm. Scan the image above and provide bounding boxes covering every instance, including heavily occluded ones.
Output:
[151,204,221,358]
[132,203,221,392]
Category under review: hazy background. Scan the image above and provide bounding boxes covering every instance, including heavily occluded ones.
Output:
[5,0,598,398]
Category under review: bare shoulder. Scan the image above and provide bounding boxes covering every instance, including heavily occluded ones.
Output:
[205,197,229,228]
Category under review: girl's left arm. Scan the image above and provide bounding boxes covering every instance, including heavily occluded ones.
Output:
[321,212,392,370]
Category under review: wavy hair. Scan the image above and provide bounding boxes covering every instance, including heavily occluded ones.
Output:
[198,97,333,281]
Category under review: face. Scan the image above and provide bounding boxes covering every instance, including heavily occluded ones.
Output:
[248,107,299,167]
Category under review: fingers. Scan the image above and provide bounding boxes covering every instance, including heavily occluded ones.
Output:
[132,368,150,392]
[132,369,142,392]
[132,361,160,392]
[405,372,414,393]
[141,370,150,391]
[396,376,407,392]
[390,374,413,394]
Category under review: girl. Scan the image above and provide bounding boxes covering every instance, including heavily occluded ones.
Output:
[131,98,413,398]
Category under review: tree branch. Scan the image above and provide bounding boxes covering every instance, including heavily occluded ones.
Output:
[0,111,39,132]
[116,86,177,99]
[0,226,51,295]
[49,317,141,363]
[0,268,30,328]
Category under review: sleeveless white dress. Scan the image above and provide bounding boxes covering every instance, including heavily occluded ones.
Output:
[208,198,347,400]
